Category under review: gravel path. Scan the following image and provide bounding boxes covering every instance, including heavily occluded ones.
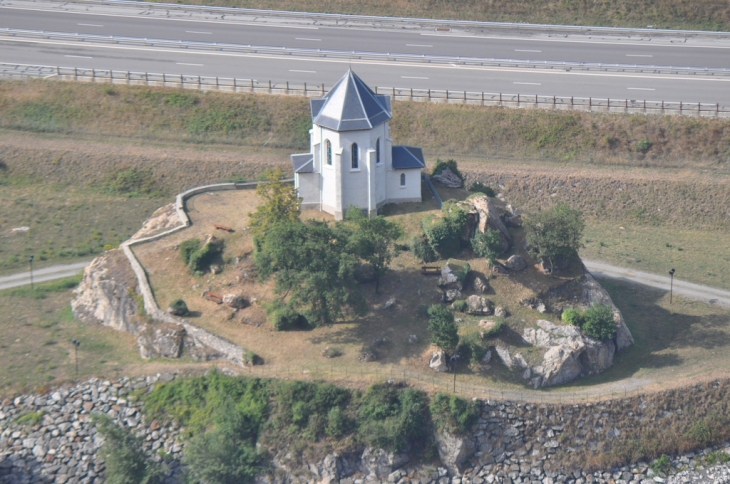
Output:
[0,260,90,291]
[584,260,730,310]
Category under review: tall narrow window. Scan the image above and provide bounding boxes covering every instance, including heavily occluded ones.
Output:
[351,142,359,169]
[325,139,332,165]
[400,173,406,186]
[376,138,381,165]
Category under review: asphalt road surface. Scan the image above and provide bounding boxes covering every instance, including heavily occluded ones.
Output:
[1,0,730,104]
[0,261,90,291]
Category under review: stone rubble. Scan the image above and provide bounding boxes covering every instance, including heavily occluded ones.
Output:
[2,377,729,484]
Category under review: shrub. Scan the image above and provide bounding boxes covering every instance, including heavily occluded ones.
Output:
[411,234,438,262]
[103,168,161,197]
[188,239,224,273]
[168,299,189,316]
[325,406,346,437]
[471,229,503,264]
[432,159,463,181]
[561,308,584,326]
[582,304,617,340]
[427,304,459,352]
[268,304,309,331]
[92,414,163,484]
[357,385,429,453]
[429,393,480,435]
[469,182,495,197]
[321,347,343,358]
[650,454,671,475]
[423,205,468,259]
[457,331,487,365]
[452,300,468,313]
[180,239,201,265]
[635,138,653,153]
[687,420,718,447]
[243,350,259,366]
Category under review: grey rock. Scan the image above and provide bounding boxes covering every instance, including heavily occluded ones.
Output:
[466,295,493,315]
[361,447,409,479]
[137,324,185,359]
[222,294,248,309]
[505,255,527,272]
[435,431,476,476]
[432,167,463,188]
[430,350,449,372]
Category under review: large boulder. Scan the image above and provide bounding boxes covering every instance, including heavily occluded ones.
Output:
[429,350,449,372]
[435,431,476,476]
[361,447,409,479]
[223,294,248,309]
[71,250,141,334]
[443,289,462,303]
[137,323,186,359]
[581,273,634,350]
[505,254,527,272]
[431,167,463,188]
[438,260,470,291]
[466,295,493,315]
[459,195,511,252]
[470,273,489,293]
[523,320,616,387]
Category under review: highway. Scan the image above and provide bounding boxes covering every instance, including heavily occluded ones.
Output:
[1,0,730,104]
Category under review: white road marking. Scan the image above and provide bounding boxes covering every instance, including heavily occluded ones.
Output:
[515,49,542,53]
[514,82,541,85]
[289,69,316,73]
[627,87,655,90]
[77,23,104,27]
[406,44,433,47]
[186,30,212,34]
[401,76,429,79]
[626,54,653,57]
[176,62,203,66]
[295,37,321,41]
[64,54,92,58]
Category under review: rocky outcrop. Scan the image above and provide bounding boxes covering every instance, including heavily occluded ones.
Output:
[470,272,489,293]
[431,167,463,188]
[581,273,634,350]
[505,254,527,272]
[438,260,470,291]
[361,447,409,479]
[465,295,493,315]
[223,293,248,309]
[435,431,476,475]
[130,203,182,240]
[459,195,511,252]
[523,320,616,387]
[430,350,449,372]
[71,250,141,334]
[137,323,185,359]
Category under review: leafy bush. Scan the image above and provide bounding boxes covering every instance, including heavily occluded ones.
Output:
[650,454,671,475]
[411,234,438,263]
[561,308,584,326]
[636,138,653,153]
[267,303,310,331]
[188,239,224,273]
[357,385,429,453]
[687,419,720,447]
[325,406,346,437]
[321,347,343,358]
[92,414,163,484]
[423,205,468,259]
[427,304,459,352]
[457,331,487,365]
[432,159,463,181]
[582,304,617,340]
[452,300,468,313]
[168,299,189,316]
[429,393,480,435]
[243,350,259,366]
[180,239,201,265]
[103,168,161,197]
[469,182,495,197]
[471,229,504,264]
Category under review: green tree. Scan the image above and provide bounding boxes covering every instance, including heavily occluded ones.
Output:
[92,415,163,484]
[255,220,366,327]
[423,203,468,259]
[524,202,584,274]
[471,228,503,266]
[345,208,404,293]
[427,304,459,352]
[248,167,301,243]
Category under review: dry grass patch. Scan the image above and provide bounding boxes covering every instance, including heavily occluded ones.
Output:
[145,0,730,31]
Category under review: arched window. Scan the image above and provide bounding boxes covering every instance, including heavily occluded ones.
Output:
[400,173,406,186]
[351,142,359,169]
[325,139,332,165]
[376,138,381,165]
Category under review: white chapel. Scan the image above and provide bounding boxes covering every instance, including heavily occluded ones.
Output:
[291,70,425,220]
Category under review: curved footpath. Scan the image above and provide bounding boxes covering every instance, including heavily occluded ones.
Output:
[2,258,729,310]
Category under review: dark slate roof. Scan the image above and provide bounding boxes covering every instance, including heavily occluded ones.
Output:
[291,153,314,173]
[392,146,426,169]
[311,70,392,132]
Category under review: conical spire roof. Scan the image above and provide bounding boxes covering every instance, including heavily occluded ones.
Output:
[310,70,392,132]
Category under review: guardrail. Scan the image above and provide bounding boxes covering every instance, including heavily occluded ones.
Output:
[1,63,728,117]
[3,28,730,77]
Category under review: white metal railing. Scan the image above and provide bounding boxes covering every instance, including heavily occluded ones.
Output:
[1,63,728,117]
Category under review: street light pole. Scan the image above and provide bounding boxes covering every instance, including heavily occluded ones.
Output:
[28,255,34,290]
[669,268,676,304]
[71,339,81,378]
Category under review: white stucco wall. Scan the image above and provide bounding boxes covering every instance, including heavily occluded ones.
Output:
[386,169,421,204]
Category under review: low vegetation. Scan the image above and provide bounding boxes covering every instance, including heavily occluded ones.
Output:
[429,393,480,436]
[142,0,730,31]
[561,304,618,341]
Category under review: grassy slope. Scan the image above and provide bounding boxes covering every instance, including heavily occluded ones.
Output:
[146,0,730,31]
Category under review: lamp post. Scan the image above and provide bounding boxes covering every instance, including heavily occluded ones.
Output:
[28,255,34,290]
[71,339,81,378]
[669,268,676,304]
[450,354,460,393]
